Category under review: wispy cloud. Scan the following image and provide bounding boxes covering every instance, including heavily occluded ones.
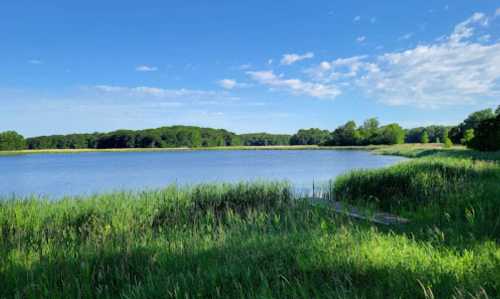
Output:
[399,33,413,40]
[92,85,225,102]
[28,59,43,65]
[356,36,366,43]
[448,12,489,44]
[136,65,158,72]
[247,70,340,99]
[238,64,252,70]
[280,52,314,65]
[218,79,237,90]
[353,16,361,23]
[304,10,500,108]
[217,79,249,90]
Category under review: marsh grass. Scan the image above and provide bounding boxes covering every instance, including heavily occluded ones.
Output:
[1,147,500,298]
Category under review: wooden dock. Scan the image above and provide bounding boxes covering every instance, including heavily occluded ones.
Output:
[309,198,410,226]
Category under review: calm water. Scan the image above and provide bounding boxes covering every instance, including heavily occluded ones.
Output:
[0,150,406,198]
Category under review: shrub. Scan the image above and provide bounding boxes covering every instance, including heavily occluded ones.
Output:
[420,131,429,144]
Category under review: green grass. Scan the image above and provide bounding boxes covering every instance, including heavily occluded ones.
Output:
[1,146,500,298]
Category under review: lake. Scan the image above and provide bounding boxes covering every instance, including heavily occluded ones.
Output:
[0,150,406,198]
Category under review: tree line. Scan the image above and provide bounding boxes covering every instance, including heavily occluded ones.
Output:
[1,105,499,151]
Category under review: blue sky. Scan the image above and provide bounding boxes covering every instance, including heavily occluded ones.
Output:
[1,1,500,137]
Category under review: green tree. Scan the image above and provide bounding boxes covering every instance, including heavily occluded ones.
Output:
[461,129,474,145]
[420,131,430,144]
[0,131,26,150]
[240,133,291,146]
[450,108,496,143]
[375,124,405,145]
[443,129,453,148]
[328,121,361,146]
[359,118,380,144]
[469,115,500,151]
[290,128,330,145]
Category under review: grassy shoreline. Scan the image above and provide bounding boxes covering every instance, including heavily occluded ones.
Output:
[0,143,445,156]
[1,145,499,298]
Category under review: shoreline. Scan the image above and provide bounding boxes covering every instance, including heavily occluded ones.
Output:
[0,143,446,156]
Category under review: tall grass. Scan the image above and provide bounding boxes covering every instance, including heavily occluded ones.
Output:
[1,147,500,298]
[333,150,500,248]
[333,157,498,209]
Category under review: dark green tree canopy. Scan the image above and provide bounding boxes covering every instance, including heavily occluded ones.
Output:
[290,128,330,145]
[239,133,290,146]
[469,115,500,151]
[0,131,26,151]
[450,108,496,144]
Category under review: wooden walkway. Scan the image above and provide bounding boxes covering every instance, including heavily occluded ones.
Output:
[309,198,410,226]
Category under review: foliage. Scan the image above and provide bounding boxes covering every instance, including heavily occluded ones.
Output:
[462,129,475,145]
[358,117,380,144]
[0,131,26,150]
[239,133,291,146]
[443,137,453,148]
[406,126,449,144]
[449,108,496,144]
[327,121,361,145]
[469,115,500,151]
[372,123,406,145]
[26,126,242,150]
[9,105,500,152]
[290,128,330,145]
[420,131,429,143]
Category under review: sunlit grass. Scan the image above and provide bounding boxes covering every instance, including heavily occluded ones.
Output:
[1,146,500,298]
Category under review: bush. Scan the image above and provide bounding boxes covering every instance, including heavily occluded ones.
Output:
[420,131,429,144]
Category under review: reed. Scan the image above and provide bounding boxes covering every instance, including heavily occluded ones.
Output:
[1,148,499,298]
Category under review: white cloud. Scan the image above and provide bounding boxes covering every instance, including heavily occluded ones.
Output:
[358,42,500,107]
[280,52,314,65]
[28,59,43,65]
[268,59,273,65]
[304,11,500,108]
[217,79,250,90]
[218,79,237,90]
[356,36,366,43]
[247,70,340,99]
[306,56,373,83]
[449,12,489,44]
[353,16,361,23]
[358,12,500,107]
[496,8,500,17]
[238,64,252,70]
[136,65,158,72]
[399,33,413,40]
[93,85,221,101]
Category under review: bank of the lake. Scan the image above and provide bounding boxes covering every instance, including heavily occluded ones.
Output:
[0,144,377,156]
[1,144,499,298]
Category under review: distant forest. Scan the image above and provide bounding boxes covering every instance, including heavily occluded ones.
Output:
[1,106,499,151]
